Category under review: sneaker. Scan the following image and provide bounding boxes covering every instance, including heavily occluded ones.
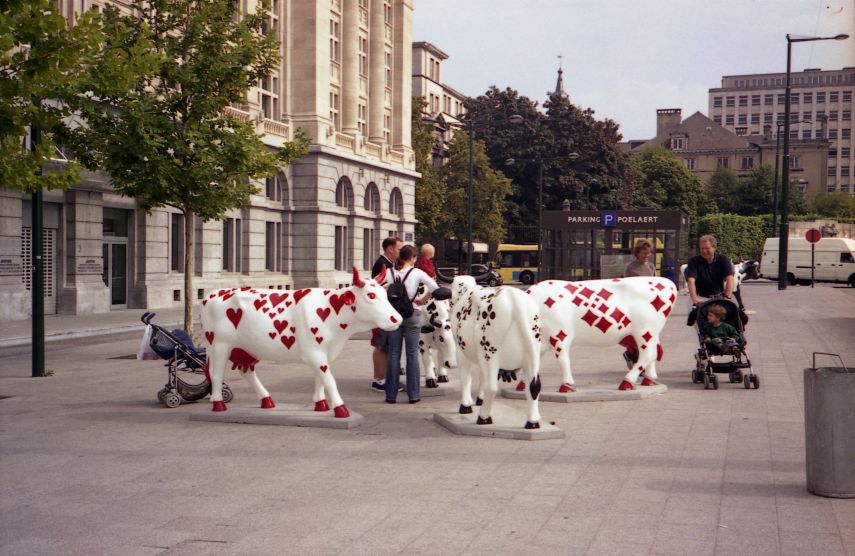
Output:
[371,380,403,393]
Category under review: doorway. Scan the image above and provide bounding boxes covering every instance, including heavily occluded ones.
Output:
[102,208,129,308]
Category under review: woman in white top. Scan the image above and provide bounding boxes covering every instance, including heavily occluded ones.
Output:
[382,244,439,403]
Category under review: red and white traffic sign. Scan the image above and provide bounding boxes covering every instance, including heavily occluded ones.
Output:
[805,228,821,243]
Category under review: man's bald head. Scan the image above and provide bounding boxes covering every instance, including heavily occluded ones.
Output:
[420,243,435,258]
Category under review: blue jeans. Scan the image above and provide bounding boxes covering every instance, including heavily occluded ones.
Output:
[385,315,421,402]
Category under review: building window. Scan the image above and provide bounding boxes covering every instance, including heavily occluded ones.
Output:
[843,110,852,121]
[670,136,685,150]
[829,148,838,158]
[741,156,753,170]
[725,114,734,125]
[713,96,722,108]
[841,147,851,158]
[363,227,376,270]
[726,96,735,107]
[764,94,773,105]
[751,113,760,125]
[358,103,367,137]
[265,222,281,272]
[384,50,391,88]
[713,115,722,125]
[222,218,242,272]
[829,129,838,139]
[817,92,826,103]
[336,177,352,209]
[841,165,851,176]
[735,127,748,136]
[329,90,340,131]
[265,171,286,202]
[358,35,368,76]
[383,111,391,143]
[259,75,279,120]
[751,94,760,106]
[789,130,798,139]
[830,110,838,121]
[842,129,852,140]
[816,109,825,120]
[789,156,801,170]
[738,114,747,125]
[329,17,340,63]
[790,112,799,122]
[843,90,852,102]
[738,95,748,107]
[791,93,800,104]
[764,113,772,124]
[815,129,824,139]
[334,225,348,271]
[777,93,786,104]
[830,91,839,102]
[716,157,728,169]
[170,213,185,273]
[828,166,837,177]
[364,182,380,212]
[683,158,695,170]
[803,92,813,104]
[389,187,403,216]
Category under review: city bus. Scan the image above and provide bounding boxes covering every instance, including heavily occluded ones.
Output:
[494,244,539,284]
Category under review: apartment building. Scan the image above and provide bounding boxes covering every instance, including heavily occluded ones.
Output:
[625,109,828,198]
[709,67,855,194]
[1,0,416,320]
[411,41,467,166]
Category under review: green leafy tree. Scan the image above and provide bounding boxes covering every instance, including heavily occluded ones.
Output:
[411,96,446,238]
[810,191,855,218]
[440,131,512,245]
[631,146,705,217]
[0,0,104,192]
[707,166,739,213]
[66,0,308,332]
[734,165,774,216]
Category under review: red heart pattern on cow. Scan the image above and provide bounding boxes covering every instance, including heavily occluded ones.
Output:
[320,365,328,372]
[269,292,289,308]
[340,323,348,330]
[329,291,355,314]
[221,293,234,302]
[269,332,276,339]
[254,299,266,311]
[205,331,215,344]
[310,327,318,335]
[315,337,324,344]
[202,299,208,306]
[226,308,242,328]
[281,336,296,349]
[316,307,331,322]
[293,289,311,304]
[273,319,289,334]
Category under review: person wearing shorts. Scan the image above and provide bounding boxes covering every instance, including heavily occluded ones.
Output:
[370,236,402,392]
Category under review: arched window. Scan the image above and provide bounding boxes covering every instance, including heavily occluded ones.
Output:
[266,171,287,202]
[389,187,403,217]
[336,177,353,209]
[364,182,380,212]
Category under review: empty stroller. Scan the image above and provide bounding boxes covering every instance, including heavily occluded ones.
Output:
[689,298,759,390]
[140,312,233,408]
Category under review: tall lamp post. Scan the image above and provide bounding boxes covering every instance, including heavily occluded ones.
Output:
[505,152,579,283]
[772,119,811,237]
[778,33,848,289]
[460,114,523,275]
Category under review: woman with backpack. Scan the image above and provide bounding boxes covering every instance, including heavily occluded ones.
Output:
[382,244,439,404]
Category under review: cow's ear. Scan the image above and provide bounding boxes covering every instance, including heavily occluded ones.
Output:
[342,291,356,305]
[432,287,451,301]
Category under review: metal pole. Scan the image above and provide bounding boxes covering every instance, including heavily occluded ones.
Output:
[537,162,543,283]
[587,183,594,279]
[772,125,781,237]
[467,122,474,275]
[778,37,792,290]
[31,123,45,377]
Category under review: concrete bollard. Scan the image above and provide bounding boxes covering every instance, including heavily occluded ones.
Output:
[804,366,855,498]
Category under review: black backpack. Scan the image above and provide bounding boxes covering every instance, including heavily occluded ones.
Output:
[387,268,416,319]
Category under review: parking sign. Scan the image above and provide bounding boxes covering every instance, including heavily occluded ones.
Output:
[602,211,616,228]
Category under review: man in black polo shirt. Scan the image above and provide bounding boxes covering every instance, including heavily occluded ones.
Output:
[370,236,402,392]
[686,234,735,305]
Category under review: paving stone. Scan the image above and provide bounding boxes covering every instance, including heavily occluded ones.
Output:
[501,382,668,402]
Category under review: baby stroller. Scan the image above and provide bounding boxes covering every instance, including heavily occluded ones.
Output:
[140,312,233,408]
[689,298,759,390]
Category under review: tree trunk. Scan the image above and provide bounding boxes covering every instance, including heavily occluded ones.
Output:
[184,210,194,334]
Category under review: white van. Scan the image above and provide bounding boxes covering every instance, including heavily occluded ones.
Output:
[760,237,855,287]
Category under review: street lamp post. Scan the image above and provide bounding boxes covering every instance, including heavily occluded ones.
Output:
[462,114,523,275]
[778,32,848,290]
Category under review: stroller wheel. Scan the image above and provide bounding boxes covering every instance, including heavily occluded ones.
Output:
[751,375,760,390]
[744,374,751,389]
[163,392,182,408]
[222,385,234,404]
[157,388,169,403]
[703,374,711,390]
[734,370,743,383]
[711,374,719,390]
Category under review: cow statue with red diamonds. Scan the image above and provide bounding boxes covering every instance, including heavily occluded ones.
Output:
[450,275,542,429]
[200,266,400,417]
[524,276,677,392]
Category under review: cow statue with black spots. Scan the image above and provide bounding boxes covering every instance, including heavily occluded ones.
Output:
[450,276,542,429]
[417,286,457,388]
[200,266,400,417]
[525,276,677,392]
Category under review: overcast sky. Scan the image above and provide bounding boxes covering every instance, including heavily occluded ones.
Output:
[412,0,855,140]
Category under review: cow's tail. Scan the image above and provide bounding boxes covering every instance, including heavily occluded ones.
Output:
[515,296,542,401]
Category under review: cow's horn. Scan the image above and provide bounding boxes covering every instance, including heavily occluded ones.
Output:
[353,266,365,288]
[374,265,387,285]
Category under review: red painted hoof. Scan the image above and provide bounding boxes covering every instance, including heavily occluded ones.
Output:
[333,404,350,418]
[314,400,330,412]
[641,377,657,386]
[260,396,276,409]
[619,380,634,391]
[212,400,227,412]
[515,381,526,392]
[558,383,576,393]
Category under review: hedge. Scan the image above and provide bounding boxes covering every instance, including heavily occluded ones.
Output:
[695,214,767,261]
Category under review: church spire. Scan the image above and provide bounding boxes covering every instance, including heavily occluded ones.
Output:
[553,54,568,99]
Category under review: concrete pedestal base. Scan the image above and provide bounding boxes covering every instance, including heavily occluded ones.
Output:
[502,382,668,403]
[434,402,564,440]
[189,403,364,429]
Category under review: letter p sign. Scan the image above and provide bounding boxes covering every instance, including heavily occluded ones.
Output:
[602,211,617,228]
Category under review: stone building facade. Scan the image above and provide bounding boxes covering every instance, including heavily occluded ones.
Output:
[1,0,416,320]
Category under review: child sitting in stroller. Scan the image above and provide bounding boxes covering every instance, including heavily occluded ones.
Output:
[700,304,744,355]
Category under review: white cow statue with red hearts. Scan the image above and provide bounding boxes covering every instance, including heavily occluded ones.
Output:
[525,276,678,392]
[200,266,400,417]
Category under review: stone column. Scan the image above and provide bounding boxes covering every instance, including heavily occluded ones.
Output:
[392,0,413,153]
[0,189,30,320]
[341,0,359,136]
[60,189,110,314]
[368,0,386,144]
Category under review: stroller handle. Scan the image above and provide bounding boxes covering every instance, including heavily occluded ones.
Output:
[140,312,156,325]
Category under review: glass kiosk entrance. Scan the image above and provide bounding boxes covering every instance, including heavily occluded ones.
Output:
[541,210,689,285]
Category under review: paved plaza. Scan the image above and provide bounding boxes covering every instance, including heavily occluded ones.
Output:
[1,281,854,555]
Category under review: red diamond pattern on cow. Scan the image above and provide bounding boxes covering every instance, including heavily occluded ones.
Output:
[564,283,579,294]
[594,317,613,333]
[650,296,665,312]
[597,288,613,301]
[642,331,653,342]
[556,330,567,341]
[545,297,556,308]
[598,303,609,313]
[581,310,598,326]
[572,296,584,306]
[622,316,632,326]
[579,287,595,299]
[610,307,625,322]
[655,283,665,291]
[669,293,676,303]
